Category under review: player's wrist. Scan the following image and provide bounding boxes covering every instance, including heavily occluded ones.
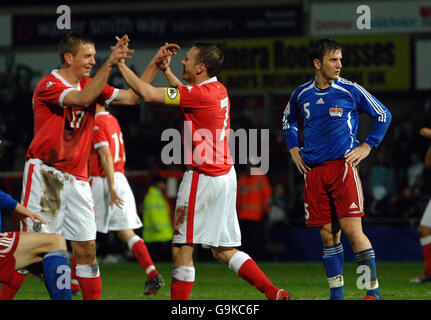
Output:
[362,142,372,152]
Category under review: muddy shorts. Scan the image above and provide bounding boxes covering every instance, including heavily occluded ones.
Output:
[20,159,97,241]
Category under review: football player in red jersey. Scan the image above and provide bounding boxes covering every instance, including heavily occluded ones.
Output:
[117,42,293,300]
[68,102,165,296]
[2,33,144,300]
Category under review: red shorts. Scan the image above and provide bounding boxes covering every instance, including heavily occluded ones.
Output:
[0,232,20,283]
[304,159,364,227]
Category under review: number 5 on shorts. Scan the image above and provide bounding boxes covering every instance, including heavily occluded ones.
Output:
[304,203,310,220]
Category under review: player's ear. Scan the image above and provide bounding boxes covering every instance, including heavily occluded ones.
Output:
[197,62,206,75]
[313,58,321,70]
[64,52,73,65]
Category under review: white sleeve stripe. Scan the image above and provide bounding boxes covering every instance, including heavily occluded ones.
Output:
[105,88,119,106]
[94,141,109,149]
[297,81,315,101]
[353,83,387,122]
[59,88,77,107]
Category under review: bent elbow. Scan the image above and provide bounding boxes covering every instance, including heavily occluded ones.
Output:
[142,94,153,103]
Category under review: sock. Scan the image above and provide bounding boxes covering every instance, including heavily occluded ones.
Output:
[0,270,27,300]
[43,250,72,300]
[229,251,279,300]
[420,236,431,275]
[76,264,102,300]
[323,243,344,300]
[128,235,158,280]
[355,248,381,298]
[70,253,80,292]
[171,266,195,300]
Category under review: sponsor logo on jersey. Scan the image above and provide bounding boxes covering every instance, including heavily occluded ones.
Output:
[186,85,193,92]
[329,106,343,117]
[316,98,325,104]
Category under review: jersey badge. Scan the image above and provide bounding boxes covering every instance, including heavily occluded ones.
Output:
[32,221,42,232]
[329,106,343,117]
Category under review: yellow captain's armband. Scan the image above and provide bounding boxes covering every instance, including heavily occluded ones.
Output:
[164,87,180,106]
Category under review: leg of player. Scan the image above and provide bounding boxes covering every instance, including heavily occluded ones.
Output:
[411,199,431,283]
[71,240,101,300]
[339,217,382,299]
[411,225,431,283]
[14,232,72,300]
[212,247,292,300]
[70,253,81,295]
[117,229,165,295]
[320,222,344,300]
[171,244,195,300]
[0,271,26,300]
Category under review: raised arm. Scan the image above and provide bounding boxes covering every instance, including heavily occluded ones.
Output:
[112,42,180,106]
[117,62,169,105]
[142,43,180,84]
[156,48,184,88]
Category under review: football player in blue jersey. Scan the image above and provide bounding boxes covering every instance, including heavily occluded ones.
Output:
[0,140,72,301]
[0,188,72,300]
[282,39,391,300]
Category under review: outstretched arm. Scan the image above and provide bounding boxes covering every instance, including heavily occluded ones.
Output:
[117,62,168,105]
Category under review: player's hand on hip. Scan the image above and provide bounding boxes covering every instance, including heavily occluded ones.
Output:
[344,143,371,167]
[109,189,125,210]
[289,147,310,174]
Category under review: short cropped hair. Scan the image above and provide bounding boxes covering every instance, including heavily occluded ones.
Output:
[192,42,224,77]
[310,39,342,63]
[58,32,94,65]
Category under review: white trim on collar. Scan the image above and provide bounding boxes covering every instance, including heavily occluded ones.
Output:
[197,76,217,86]
[95,111,110,119]
[51,69,81,90]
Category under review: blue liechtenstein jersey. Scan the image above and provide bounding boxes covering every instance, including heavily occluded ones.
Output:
[0,189,18,231]
[282,77,392,166]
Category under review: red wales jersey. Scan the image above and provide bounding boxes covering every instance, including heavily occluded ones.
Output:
[172,77,233,176]
[89,111,126,177]
[26,70,118,180]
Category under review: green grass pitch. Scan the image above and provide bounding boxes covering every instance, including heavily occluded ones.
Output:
[10,261,431,300]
